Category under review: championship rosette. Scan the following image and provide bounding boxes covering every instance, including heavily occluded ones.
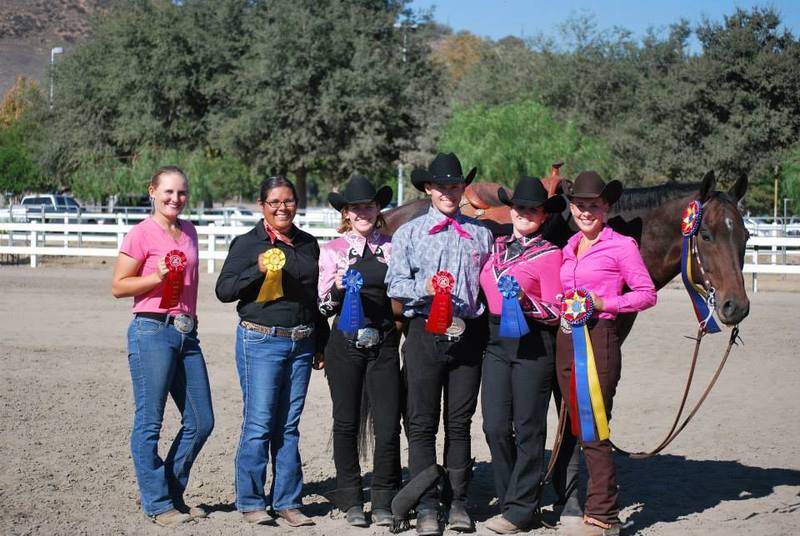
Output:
[159,249,187,308]
[497,274,530,338]
[561,288,610,442]
[256,248,286,303]
[680,199,721,333]
[337,269,366,333]
[425,271,455,334]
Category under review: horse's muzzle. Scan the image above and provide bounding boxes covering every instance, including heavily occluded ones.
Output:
[717,297,750,326]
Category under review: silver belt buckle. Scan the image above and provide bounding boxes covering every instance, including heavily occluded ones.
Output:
[444,317,466,342]
[291,325,312,341]
[355,327,380,348]
[559,316,573,335]
[173,314,195,334]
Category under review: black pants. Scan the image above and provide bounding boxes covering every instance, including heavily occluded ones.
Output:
[325,327,402,510]
[402,315,487,510]
[482,319,579,527]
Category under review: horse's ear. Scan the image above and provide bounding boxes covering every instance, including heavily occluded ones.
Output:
[728,174,748,202]
[699,170,716,201]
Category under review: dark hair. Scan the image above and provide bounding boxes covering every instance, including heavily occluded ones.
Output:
[259,175,298,202]
[150,165,188,188]
[337,206,386,233]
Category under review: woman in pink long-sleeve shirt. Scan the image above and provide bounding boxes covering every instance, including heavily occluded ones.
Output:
[479,177,579,534]
[557,171,656,536]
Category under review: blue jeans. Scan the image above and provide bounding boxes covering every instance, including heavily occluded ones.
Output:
[127,316,215,516]
[234,323,314,512]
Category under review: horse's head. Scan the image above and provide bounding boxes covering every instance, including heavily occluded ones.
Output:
[694,171,750,326]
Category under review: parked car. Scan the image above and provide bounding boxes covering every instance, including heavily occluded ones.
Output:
[9,194,84,222]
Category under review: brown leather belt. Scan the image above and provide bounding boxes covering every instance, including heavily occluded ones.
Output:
[240,320,313,341]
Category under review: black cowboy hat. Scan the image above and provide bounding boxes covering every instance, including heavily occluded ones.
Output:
[328,175,393,212]
[410,152,477,192]
[498,176,566,213]
[561,170,623,205]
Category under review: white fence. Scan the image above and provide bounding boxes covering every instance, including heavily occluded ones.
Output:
[2,222,799,291]
[0,221,338,273]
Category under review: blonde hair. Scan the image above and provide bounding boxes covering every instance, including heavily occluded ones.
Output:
[337,207,386,234]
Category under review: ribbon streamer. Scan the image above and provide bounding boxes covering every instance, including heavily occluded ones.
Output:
[497,274,530,338]
[679,200,721,334]
[337,269,365,333]
[159,249,187,308]
[561,288,609,442]
[426,271,455,334]
[256,248,286,303]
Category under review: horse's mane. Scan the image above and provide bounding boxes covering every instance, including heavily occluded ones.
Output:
[613,182,700,212]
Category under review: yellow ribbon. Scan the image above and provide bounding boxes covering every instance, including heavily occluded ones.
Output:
[584,324,610,440]
[256,248,286,303]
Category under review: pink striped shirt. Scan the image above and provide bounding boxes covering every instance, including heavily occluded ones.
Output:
[560,226,656,320]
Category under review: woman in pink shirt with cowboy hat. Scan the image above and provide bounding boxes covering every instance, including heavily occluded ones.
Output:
[556,171,656,536]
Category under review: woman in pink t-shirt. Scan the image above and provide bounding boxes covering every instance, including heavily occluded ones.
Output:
[111,166,214,527]
[557,171,656,536]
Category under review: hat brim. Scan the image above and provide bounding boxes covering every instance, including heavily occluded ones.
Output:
[563,179,623,205]
[328,185,394,211]
[498,187,566,213]
[411,166,477,192]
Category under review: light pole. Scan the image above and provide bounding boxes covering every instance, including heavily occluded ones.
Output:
[394,21,417,206]
[49,46,64,110]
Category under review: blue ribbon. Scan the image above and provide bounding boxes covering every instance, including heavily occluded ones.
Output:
[571,324,597,442]
[498,274,530,338]
[337,269,365,333]
[680,238,721,333]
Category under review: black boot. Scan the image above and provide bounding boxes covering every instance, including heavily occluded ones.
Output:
[371,489,396,527]
[415,508,442,536]
[327,485,365,525]
[444,462,474,532]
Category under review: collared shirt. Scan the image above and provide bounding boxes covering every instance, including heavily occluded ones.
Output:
[215,219,330,351]
[386,205,493,319]
[480,232,562,326]
[318,229,393,329]
[560,226,657,320]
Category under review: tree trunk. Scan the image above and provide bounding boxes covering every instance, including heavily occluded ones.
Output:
[294,166,308,209]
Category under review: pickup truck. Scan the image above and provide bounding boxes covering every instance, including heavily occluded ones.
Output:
[7,194,84,222]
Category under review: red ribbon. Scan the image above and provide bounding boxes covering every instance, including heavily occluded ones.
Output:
[159,249,187,308]
[425,271,455,334]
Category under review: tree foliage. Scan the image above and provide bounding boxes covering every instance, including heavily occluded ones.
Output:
[438,99,613,185]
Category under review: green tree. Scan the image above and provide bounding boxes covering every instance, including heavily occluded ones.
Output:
[438,99,613,185]
[210,0,445,206]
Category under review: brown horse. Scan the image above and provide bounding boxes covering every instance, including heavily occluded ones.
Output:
[383,171,750,341]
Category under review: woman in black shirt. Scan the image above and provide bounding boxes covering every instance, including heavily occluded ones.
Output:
[216,176,329,527]
[317,176,401,528]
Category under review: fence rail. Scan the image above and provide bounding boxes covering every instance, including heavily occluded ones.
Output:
[2,222,799,291]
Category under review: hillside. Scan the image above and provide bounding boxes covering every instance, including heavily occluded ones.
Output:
[0,0,108,96]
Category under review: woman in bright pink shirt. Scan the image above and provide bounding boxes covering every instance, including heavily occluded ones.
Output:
[111,166,214,527]
[479,177,579,534]
[557,171,656,536]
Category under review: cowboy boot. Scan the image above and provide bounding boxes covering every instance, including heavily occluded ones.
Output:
[444,461,474,532]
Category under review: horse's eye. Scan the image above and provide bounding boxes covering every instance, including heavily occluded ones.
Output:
[700,230,712,242]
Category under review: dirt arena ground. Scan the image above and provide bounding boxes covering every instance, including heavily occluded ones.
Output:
[1,264,798,536]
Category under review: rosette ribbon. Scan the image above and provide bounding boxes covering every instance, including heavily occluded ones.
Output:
[497,274,530,338]
[256,248,286,303]
[425,271,455,334]
[337,269,366,333]
[561,288,609,443]
[679,200,721,334]
[159,249,187,308]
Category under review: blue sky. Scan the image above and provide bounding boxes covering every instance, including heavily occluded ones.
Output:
[407,1,800,45]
